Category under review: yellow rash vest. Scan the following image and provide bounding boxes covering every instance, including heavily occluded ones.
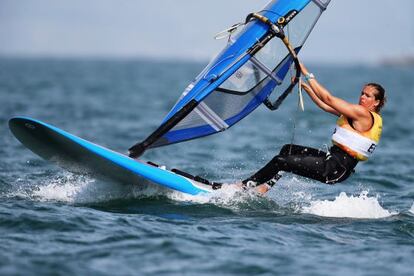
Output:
[332,112,382,161]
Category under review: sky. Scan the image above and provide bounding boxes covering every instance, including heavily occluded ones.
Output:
[0,0,413,64]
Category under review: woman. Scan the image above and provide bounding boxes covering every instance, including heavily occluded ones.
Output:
[245,63,386,194]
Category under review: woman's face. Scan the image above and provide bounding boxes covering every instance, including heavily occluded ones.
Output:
[359,85,380,111]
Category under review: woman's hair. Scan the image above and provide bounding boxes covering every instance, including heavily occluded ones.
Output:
[366,82,386,112]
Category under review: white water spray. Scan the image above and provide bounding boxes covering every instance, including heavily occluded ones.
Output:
[409,203,414,215]
[302,191,397,219]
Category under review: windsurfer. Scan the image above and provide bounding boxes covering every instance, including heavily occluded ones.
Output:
[244,63,386,194]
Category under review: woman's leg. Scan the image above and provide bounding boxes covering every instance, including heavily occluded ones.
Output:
[272,154,328,182]
[243,145,328,184]
[279,144,326,157]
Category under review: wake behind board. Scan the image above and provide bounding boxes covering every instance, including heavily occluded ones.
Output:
[9,117,214,195]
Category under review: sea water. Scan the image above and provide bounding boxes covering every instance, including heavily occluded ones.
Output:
[0,58,413,275]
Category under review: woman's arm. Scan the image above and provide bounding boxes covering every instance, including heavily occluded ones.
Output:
[300,64,370,122]
[301,81,340,116]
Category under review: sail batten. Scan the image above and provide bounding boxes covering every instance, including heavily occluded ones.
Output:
[195,103,229,132]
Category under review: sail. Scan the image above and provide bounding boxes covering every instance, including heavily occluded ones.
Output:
[129,0,331,157]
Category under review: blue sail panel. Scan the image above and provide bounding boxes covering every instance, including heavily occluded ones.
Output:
[163,0,313,120]
[153,55,294,146]
[134,0,332,152]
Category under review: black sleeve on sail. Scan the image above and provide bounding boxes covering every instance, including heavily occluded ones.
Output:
[128,0,331,158]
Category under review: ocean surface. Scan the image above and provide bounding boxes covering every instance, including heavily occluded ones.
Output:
[0,57,413,275]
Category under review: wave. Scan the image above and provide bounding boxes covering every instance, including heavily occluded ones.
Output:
[6,172,170,204]
[3,171,403,219]
[5,171,281,213]
[409,203,414,215]
[167,184,270,208]
[302,191,397,219]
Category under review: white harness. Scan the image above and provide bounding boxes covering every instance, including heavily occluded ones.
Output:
[332,126,377,158]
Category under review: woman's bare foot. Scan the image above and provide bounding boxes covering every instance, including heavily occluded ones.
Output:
[231,181,271,195]
[254,184,271,195]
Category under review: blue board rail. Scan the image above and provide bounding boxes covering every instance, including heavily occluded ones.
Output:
[9,117,213,195]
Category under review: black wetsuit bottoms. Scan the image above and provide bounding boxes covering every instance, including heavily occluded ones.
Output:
[242,144,358,185]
